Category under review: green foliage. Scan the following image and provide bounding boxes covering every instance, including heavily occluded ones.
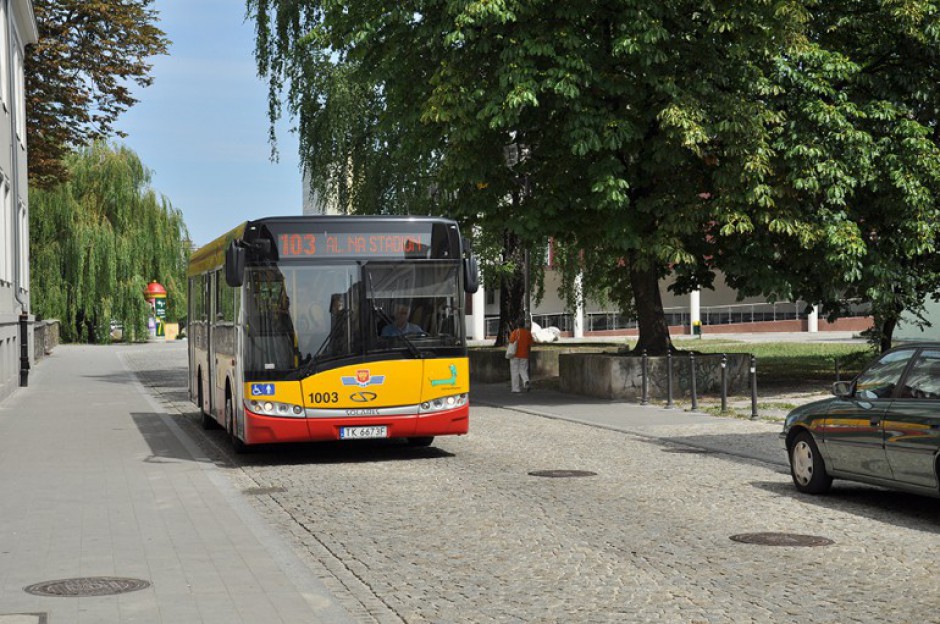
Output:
[26,0,169,188]
[29,143,190,343]
[249,0,940,355]
[718,1,940,352]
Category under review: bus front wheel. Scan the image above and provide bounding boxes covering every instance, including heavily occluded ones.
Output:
[198,373,218,430]
[226,394,249,454]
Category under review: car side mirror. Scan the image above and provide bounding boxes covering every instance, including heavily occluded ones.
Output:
[225,241,245,287]
[832,380,853,398]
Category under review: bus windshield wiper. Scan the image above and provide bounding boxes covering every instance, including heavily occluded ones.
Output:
[299,319,346,377]
[366,268,421,359]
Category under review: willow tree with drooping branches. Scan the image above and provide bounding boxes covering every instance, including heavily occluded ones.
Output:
[29,142,190,343]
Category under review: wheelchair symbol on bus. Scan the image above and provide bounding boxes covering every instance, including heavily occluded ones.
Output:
[251,383,275,396]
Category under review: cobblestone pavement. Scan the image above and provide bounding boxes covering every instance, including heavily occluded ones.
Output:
[126,342,940,624]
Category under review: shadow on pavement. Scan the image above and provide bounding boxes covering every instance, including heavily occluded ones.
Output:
[234,440,455,467]
[131,412,208,464]
[751,479,940,534]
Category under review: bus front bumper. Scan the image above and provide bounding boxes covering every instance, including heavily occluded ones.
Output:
[244,403,469,444]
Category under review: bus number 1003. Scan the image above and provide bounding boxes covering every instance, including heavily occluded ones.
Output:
[310,392,339,404]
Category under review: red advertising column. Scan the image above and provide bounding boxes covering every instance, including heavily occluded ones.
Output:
[143,281,167,339]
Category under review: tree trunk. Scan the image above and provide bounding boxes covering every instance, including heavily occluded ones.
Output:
[879,315,897,353]
[495,229,525,347]
[629,258,673,355]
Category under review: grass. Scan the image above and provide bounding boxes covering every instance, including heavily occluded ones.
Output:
[669,339,875,388]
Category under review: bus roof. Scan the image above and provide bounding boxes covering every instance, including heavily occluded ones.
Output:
[188,221,247,277]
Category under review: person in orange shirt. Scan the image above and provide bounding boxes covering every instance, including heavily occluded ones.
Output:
[508,317,534,393]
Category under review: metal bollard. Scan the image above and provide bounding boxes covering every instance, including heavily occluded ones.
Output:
[750,355,758,420]
[641,350,649,405]
[720,353,728,413]
[690,352,698,410]
[666,350,674,408]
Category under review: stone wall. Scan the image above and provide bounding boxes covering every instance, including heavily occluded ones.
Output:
[33,320,59,363]
[469,348,597,383]
[559,352,752,401]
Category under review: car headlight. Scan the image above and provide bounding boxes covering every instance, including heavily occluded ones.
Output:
[419,393,467,414]
[245,399,305,418]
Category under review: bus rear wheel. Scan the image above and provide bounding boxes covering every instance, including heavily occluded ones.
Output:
[226,394,249,454]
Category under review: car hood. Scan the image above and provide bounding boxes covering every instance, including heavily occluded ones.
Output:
[783,397,835,428]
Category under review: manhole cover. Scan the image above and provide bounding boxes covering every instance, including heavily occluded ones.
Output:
[528,470,597,478]
[243,486,287,495]
[24,577,151,597]
[729,532,834,547]
[662,448,711,454]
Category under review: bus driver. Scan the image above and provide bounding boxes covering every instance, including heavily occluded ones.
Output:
[381,304,423,337]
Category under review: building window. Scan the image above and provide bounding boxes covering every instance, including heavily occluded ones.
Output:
[12,39,22,145]
[0,0,8,110]
[0,177,9,284]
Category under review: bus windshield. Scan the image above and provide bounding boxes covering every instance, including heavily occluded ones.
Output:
[364,262,463,353]
[243,261,463,379]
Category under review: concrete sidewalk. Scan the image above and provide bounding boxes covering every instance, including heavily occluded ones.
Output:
[472,381,789,468]
[0,345,355,624]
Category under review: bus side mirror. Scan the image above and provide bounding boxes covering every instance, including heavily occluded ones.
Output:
[225,241,245,287]
[463,255,480,294]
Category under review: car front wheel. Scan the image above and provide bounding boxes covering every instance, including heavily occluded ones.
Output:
[789,431,832,494]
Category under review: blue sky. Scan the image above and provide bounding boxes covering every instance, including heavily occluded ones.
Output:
[118,0,301,248]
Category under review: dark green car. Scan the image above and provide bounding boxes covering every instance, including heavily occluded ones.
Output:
[780,343,940,498]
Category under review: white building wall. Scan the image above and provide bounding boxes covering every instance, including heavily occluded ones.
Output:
[0,0,37,402]
[481,264,799,335]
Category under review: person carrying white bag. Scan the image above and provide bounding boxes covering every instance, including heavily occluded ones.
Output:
[505,317,533,393]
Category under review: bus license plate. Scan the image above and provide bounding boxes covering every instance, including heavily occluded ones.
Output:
[340,426,388,440]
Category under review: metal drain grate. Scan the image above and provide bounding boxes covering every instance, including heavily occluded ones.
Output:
[730,532,834,547]
[528,470,597,478]
[24,577,151,597]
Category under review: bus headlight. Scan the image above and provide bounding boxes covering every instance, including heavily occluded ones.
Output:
[245,399,306,418]
[419,393,467,414]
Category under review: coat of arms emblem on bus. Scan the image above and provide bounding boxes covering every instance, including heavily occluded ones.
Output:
[341,369,386,387]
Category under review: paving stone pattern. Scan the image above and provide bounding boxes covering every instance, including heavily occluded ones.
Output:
[126,342,940,624]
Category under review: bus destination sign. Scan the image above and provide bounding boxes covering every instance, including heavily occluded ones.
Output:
[277,232,432,258]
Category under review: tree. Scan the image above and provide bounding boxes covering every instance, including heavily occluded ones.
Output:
[26,0,169,188]
[717,0,940,352]
[249,1,940,355]
[30,142,190,343]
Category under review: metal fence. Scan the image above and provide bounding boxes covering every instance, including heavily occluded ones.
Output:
[484,300,871,336]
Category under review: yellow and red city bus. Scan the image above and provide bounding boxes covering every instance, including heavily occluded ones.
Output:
[187,216,479,452]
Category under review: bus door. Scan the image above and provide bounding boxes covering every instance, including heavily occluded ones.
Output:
[206,271,216,418]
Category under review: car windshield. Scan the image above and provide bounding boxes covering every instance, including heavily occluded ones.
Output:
[243,261,463,379]
[855,348,915,399]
